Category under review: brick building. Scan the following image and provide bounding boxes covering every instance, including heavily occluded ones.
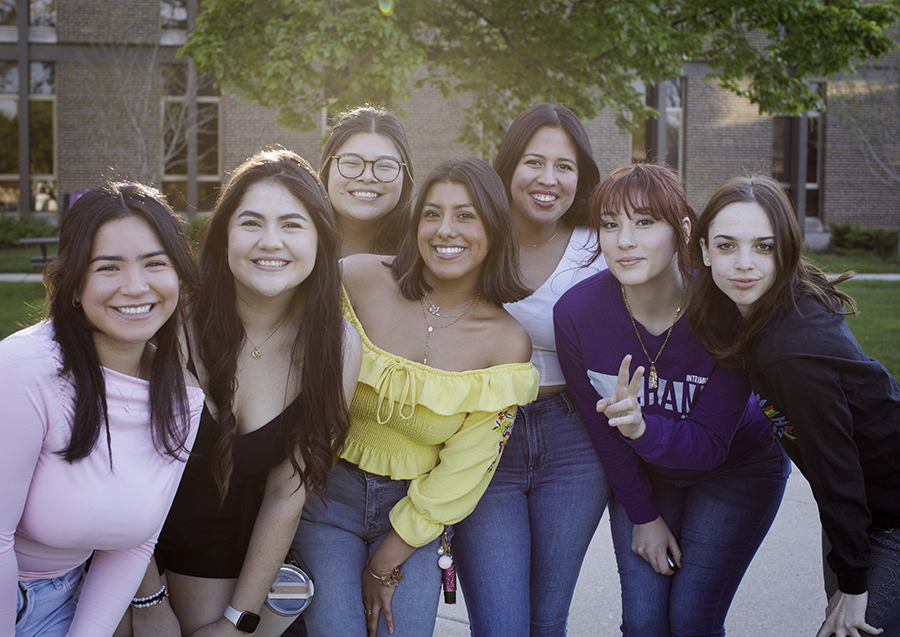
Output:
[1,0,897,239]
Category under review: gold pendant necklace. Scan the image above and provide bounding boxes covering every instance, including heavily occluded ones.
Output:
[620,283,685,389]
[245,313,290,360]
[420,293,481,366]
[521,226,561,248]
[423,292,479,318]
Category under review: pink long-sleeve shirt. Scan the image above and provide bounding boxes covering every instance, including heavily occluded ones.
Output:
[0,321,203,637]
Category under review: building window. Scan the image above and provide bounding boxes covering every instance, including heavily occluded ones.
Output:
[0,62,18,212]
[29,62,55,212]
[161,0,187,29]
[161,64,220,213]
[773,83,823,217]
[29,0,55,27]
[0,61,55,213]
[0,0,15,26]
[632,79,684,173]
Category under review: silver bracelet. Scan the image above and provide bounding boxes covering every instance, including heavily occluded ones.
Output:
[131,584,168,609]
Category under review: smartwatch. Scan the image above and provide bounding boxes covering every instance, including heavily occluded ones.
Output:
[223,604,261,633]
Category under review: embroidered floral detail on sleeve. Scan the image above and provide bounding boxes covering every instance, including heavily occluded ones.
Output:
[487,408,516,472]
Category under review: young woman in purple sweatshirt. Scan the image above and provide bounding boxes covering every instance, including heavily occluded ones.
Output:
[554,164,788,637]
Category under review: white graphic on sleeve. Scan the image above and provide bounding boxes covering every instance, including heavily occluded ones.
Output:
[586,369,708,417]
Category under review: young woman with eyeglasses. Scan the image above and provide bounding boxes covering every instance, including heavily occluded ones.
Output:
[319,105,414,258]
[554,164,789,637]
[291,157,539,637]
[689,174,899,637]
[450,104,609,637]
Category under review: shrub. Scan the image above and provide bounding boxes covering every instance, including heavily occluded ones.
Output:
[828,222,899,261]
[0,216,59,248]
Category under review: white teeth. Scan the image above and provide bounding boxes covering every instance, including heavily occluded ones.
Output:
[532,193,557,203]
[255,259,289,267]
[351,191,378,199]
[436,246,463,255]
[117,304,152,315]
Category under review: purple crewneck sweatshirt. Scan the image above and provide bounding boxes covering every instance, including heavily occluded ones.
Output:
[554,271,772,524]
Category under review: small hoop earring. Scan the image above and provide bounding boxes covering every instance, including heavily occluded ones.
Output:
[72,297,81,308]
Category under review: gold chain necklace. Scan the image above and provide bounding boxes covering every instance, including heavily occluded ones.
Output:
[620,283,685,389]
[423,292,479,318]
[244,313,290,360]
[521,226,561,249]
[420,293,481,366]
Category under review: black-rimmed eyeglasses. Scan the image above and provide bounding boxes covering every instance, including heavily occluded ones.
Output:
[332,154,406,183]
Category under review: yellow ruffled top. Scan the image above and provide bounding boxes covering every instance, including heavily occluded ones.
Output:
[341,289,539,547]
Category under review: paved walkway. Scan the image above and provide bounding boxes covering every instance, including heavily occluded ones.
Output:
[434,465,826,636]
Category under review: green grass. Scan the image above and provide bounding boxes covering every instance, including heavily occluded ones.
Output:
[804,248,900,275]
[0,246,49,273]
[838,280,900,378]
[0,282,46,339]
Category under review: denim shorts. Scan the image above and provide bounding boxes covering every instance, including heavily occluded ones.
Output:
[15,564,85,637]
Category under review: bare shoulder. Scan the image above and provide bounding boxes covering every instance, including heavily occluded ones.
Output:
[485,308,533,366]
[341,253,395,299]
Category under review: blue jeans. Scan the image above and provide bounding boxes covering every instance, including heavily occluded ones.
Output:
[609,437,789,637]
[453,391,610,637]
[823,526,900,636]
[290,460,443,637]
[15,564,85,637]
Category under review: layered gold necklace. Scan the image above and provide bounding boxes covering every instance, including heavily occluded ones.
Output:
[620,283,685,389]
[419,293,481,366]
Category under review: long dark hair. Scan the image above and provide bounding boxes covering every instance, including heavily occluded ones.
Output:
[589,163,696,273]
[320,105,414,254]
[197,148,348,502]
[392,157,530,305]
[493,103,600,228]
[45,181,199,464]
[688,174,855,366]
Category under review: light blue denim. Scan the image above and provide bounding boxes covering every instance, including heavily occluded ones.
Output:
[453,391,610,637]
[823,525,900,636]
[290,460,444,637]
[15,564,85,637]
[609,437,789,637]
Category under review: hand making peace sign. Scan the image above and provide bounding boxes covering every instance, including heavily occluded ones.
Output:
[596,354,647,440]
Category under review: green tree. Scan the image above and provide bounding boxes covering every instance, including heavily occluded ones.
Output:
[183,0,900,152]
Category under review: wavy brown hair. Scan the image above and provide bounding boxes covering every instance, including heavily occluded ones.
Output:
[319,105,414,254]
[46,181,199,465]
[688,174,855,367]
[196,148,348,502]
[493,103,600,228]
[392,157,530,305]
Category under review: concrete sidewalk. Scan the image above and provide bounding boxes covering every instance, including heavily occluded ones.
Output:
[434,465,826,636]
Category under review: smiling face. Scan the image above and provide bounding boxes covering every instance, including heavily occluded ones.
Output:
[80,215,180,363]
[599,206,686,291]
[509,126,579,229]
[326,131,404,229]
[227,180,319,303]
[417,181,489,289]
[700,201,777,317]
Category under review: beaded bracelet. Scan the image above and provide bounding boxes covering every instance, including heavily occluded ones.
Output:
[131,584,168,609]
[366,558,404,588]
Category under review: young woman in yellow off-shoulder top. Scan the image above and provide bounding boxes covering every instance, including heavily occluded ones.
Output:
[291,157,539,637]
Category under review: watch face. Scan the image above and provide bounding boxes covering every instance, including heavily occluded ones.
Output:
[236,611,261,633]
